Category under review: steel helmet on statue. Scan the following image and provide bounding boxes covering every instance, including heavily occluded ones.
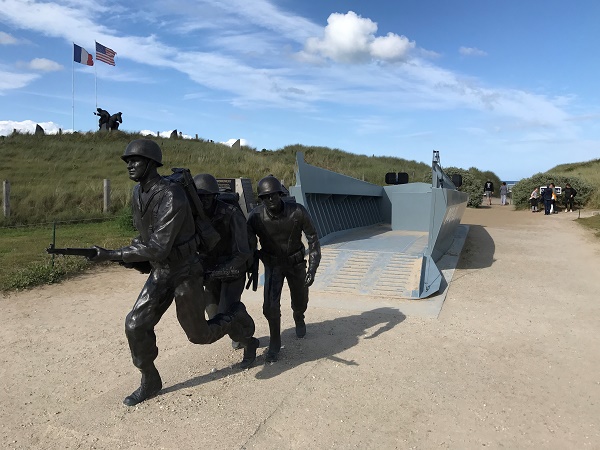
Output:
[193,173,220,195]
[257,176,283,197]
[121,139,163,167]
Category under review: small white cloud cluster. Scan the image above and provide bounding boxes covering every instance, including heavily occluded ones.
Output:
[459,46,488,57]
[16,58,63,72]
[0,120,63,136]
[222,138,249,147]
[0,31,18,45]
[301,11,415,64]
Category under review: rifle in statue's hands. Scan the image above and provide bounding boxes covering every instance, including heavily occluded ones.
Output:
[46,244,152,274]
[46,244,98,259]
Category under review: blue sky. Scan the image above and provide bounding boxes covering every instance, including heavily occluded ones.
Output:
[1,0,599,180]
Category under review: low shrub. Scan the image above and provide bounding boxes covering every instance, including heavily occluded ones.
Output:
[511,173,594,210]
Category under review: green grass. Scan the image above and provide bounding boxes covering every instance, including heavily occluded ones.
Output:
[0,132,434,226]
[577,214,600,237]
[550,158,600,209]
[0,131,441,291]
[0,220,133,291]
[3,131,599,291]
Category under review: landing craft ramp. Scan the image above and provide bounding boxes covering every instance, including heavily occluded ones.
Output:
[311,226,428,299]
[289,151,468,301]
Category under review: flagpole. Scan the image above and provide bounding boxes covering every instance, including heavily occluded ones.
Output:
[72,43,75,132]
[94,41,98,109]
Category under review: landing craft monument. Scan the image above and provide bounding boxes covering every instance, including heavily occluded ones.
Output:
[289,151,468,300]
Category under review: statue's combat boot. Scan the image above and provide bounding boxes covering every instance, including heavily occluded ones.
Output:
[228,302,255,339]
[265,318,281,363]
[293,311,306,338]
[240,337,260,369]
[123,365,162,406]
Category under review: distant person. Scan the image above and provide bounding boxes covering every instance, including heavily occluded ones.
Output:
[499,182,508,206]
[483,180,494,206]
[563,183,577,212]
[542,183,553,215]
[550,183,558,214]
[529,188,539,213]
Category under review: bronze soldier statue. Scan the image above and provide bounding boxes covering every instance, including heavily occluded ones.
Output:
[108,111,122,130]
[94,108,110,130]
[91,139,256,406]
[193,173,259,367]
[247,175,321,362]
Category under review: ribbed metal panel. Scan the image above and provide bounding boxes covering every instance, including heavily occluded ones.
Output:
[305,193,382,239]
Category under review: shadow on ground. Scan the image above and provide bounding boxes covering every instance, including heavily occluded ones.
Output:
[456,224,495,269]
[255,307,406,380]
[161,307,406,394]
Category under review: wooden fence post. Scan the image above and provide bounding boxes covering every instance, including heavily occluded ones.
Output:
[3,180,10,218]
[103,179,110,213]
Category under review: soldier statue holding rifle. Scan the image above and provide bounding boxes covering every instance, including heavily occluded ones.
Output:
[85,139,257,406]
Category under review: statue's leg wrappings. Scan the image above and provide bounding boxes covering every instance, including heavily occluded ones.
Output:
[125,270,175,370]
[123,271,173,406]
[288,262,309,338]
[264,264,284,362]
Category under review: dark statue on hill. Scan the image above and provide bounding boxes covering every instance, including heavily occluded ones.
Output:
[94,108,122,131]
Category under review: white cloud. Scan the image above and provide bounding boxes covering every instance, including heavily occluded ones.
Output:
[301,11,415,64]
[0,70,40,92]
[0,31,18,44]
[139,131,246,144]
[459,46,488,57]
[18,58,64,72]
[222,138,249,147]
[140,130,193,139]
[0,120,63,136]
[0,1,584,141]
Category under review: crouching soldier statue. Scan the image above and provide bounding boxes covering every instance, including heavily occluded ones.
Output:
[91,139,256,406]
[193,173,259,368]
[247,175,321,363]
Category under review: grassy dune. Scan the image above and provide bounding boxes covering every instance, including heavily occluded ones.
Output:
[551,158,600,209]
[0,131,432,226]
[1,131,597,291]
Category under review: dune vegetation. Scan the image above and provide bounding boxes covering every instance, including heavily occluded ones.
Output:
[1,131,597,292]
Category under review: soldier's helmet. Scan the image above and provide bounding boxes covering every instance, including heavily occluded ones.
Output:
[257,175,283,197]
[121,139,163,167]
[193,173,220,195]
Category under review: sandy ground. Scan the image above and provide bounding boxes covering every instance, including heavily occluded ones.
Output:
[1,205,600,449]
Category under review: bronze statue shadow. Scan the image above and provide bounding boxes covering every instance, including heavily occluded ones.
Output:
[254,307,406,380]
[161,307,405,394]
[456,224,495,270]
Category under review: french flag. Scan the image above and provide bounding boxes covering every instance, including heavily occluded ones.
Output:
[73,44,94,66]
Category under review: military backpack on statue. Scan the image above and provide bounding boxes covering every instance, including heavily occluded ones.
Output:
[166,168,221,251]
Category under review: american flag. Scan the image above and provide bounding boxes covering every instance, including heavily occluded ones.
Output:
[95,42,116,66]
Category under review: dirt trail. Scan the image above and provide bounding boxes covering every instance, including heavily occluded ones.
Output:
[1,205,599,449]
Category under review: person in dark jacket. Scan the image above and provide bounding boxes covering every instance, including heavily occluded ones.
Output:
[483,180,494,206]
[542,183,554,215]
[563,183,577,212]
[91,139,255,406]
[247,175,321,363]
[193,173,259,368]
